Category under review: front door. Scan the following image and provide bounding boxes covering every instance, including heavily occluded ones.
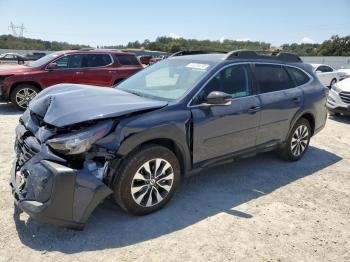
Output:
[190,64,261,164]
[40,54,82,87]
[75,53,115,86]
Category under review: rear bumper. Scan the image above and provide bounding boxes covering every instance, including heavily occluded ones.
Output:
[10,150,112,229]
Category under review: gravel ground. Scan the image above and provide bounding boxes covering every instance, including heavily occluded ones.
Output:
[0,100,349,262]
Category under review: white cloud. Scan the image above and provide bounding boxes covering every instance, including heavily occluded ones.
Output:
[219,37,226,43]
[236,38,251,42]
[169,33,180,39]
[301,37,315,44]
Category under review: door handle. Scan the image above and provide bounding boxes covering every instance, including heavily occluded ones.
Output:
[248,106,261,114]
[75,71,84,75]
[292,97,301,104]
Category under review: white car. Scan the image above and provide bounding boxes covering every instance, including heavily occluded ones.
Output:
[327,77,350,116]
[338,63,350,78]
[311,64,341,88]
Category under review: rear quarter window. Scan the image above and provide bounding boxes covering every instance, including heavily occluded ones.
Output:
[117,55,140,66]
[255,64,294,93]
[286,66,310,86]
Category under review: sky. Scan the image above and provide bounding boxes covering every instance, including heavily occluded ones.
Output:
[0,0,349,47]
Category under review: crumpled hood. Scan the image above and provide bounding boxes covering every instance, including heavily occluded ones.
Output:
[28,84,167,127]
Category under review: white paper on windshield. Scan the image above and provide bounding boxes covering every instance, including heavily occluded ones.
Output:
[186,63,209,70]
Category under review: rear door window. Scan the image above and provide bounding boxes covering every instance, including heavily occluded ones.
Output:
[118,55,140,66]
[317,65,333,72]
[81,54,112,67]
[285,66,310,86]
[255,64,294,93]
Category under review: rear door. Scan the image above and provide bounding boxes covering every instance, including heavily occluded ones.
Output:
[75,53,115,86]
[190,64,261,164]
[253,63,303,145]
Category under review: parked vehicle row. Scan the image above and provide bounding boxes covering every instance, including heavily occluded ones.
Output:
[138,55,167,65]
[327,77,350,116]
[311,63,347,88]
[9,50,328,229]
[0,53,27,65]
[0,52,47,65]
[0,49,143,109]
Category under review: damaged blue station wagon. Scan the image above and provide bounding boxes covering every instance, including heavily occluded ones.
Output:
[10,50,328,229]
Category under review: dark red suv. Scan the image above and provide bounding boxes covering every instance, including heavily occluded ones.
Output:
[0,49,143,109]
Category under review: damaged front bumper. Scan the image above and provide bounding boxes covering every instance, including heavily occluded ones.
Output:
[10,124,113,229]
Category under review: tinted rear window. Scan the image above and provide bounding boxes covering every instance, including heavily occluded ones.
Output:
[82,54,112,67]
[255,64,294,93]
[286,66,310,86]
[317,65,333,72]
[118,55,140,66]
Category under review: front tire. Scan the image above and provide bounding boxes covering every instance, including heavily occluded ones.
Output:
[279,118,311,161]
[10,84,40,110]
[113,144,180,215]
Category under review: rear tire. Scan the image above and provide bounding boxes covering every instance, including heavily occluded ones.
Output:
[113,144,180,215]
[10,84,40,110]
[278,118,311,161]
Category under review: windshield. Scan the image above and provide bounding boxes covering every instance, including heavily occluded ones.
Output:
[118,59,213,101]
[27,52,62,67]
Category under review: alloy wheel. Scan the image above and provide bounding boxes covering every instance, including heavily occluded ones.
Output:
[131,158,174,207]
[15,88,37,109]
[291,125,309,157]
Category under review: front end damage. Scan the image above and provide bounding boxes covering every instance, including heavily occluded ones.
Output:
[10,110,115,229]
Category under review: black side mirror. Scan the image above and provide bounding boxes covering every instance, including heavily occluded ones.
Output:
[206,91,232,105]
[46,62,58,70]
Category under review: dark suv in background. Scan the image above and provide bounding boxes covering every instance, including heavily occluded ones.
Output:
[0,49,143,109]
[10,50,327,229]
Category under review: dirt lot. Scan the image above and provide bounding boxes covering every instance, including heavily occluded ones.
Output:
[0,101,349,262]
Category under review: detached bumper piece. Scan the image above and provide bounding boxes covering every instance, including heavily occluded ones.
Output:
[10,124,112,229]
[10,160,112,229]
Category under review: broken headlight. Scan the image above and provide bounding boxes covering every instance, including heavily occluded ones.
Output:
[47,120,113,155]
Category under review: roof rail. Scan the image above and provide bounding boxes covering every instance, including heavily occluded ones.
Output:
[170,50,226,57]
[79,48,96,51]
[225,50,302,63]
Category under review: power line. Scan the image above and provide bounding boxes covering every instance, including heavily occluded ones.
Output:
[8,22,25,37]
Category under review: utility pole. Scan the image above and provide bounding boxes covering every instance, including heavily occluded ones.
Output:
[8,22,25,37]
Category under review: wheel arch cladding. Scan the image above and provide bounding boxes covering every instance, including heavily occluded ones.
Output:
[112,110,193,175]
[300,113,315,136]
[139,138,187,175]
[10,81,42,98]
